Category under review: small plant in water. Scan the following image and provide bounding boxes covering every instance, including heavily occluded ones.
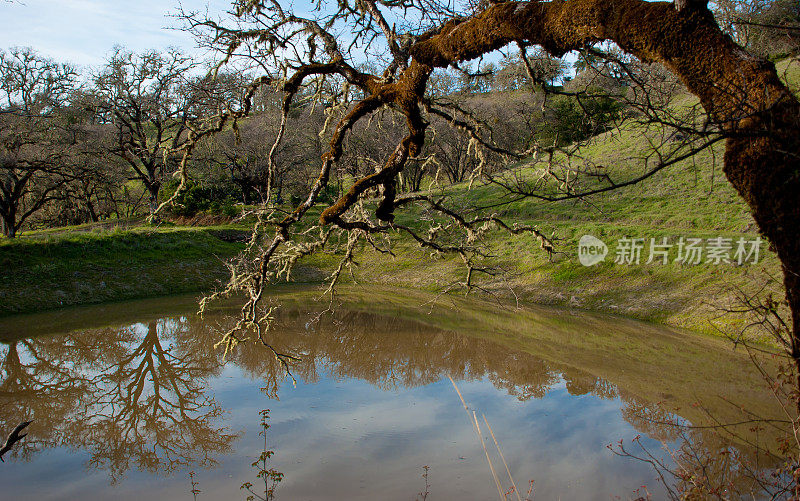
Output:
[188,471,201,500]
[241,409,284,501]
[415,465,430,501]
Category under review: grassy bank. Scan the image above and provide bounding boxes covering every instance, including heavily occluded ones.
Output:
[0,171,782,336]
[0,153,782,336]
[0,225,246,315]
[335,126,782,338]
[330,58,798,337]
[0,147,783,337]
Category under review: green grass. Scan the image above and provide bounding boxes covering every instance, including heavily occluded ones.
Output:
[0,226,247,315]
[335,128,777,335]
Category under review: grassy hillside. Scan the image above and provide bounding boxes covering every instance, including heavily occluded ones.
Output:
[330,57,799,337]
[342,146,779,337]
[1,57,797,338]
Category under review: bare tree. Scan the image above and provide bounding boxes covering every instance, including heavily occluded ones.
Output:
[93,48,200,217]
[202,104,326,206]
[34,93,127,227]
[0,47,80,237]
[713,0,800,57]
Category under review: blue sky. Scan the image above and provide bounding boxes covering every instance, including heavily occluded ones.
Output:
[0,0,233,68]
[0,0,538,74]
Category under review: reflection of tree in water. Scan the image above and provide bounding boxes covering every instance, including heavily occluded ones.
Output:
[86,319,236,480]
[616,391,792,497]
[225,310,650,406]
[226,310,562,397]
[223,308,638,405]
[619,394,688,444]
[1,302,786,495]
[0,332,109,460]
[0,317,236,481]
[563,371,618,399]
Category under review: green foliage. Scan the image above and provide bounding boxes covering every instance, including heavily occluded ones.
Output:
[290,183,338,207]
[0,226,246,315]
[163,180,241,218]
[536,89,622,146]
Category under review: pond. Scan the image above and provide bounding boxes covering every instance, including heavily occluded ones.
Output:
[0,286,786,500]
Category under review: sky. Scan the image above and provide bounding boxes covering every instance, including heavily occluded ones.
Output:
[0,0,234,69]
[0,0,566,79]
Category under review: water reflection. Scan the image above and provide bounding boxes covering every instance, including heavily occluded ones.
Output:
[226,310,564,399]
[0,335,96,462]
[0,317,235,481]
[224,306,788,497]
[0,287,788,498]
[85,319,235,478]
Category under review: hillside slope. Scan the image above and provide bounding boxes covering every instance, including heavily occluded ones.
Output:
[337,58,799,337]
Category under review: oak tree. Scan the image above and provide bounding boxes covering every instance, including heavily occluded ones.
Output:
[0,47,80,237]
[182,10,800,492]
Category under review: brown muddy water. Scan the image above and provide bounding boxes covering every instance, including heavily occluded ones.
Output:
[0,286,786,500]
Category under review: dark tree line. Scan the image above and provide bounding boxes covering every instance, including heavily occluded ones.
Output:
[0,45,584,234]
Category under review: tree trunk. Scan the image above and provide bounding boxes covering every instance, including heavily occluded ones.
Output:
[1,209,16,238]
[86,197,99,223]
[148,191,158,214]
[145,180,161,221]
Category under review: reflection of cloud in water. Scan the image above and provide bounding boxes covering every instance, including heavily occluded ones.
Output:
[239,373,668,500]
[0,288,788,499]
